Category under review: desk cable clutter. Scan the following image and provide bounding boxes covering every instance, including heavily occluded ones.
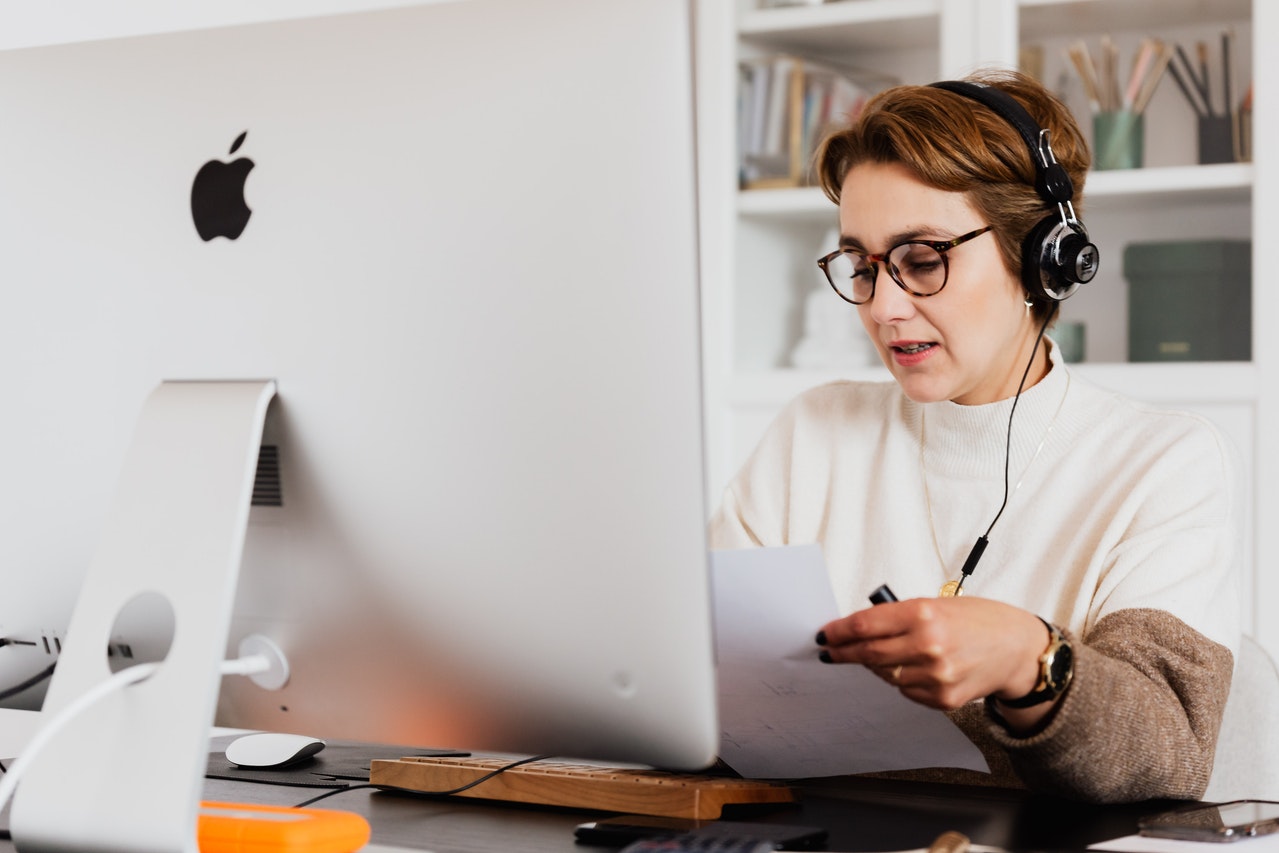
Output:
[0,657,272,815]
[0,653,371,853]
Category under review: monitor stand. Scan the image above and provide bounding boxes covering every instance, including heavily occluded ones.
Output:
[11,380,276,853]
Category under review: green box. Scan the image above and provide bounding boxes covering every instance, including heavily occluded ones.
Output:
[1123,239,1251,362]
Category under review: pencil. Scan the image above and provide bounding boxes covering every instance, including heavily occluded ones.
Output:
[1103,35,1121,112]
[1174,43,1210,116]
[1066,42,1102,112]
[1169,47,1209,118]
[1132,40,1173,116]
[1225,29,1238,162]
[1197,40,1213,115]
[1223,29,1234,121]
[1124,38,1155,111]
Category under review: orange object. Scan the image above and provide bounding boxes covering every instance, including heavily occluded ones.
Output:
[198,801,370,853]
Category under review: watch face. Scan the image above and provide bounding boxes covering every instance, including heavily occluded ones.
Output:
[1049,642,1074,689]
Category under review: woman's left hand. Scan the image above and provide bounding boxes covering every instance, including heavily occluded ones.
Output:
[817,596,1050,716]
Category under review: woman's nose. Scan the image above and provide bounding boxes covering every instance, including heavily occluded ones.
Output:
[864,269,915,325]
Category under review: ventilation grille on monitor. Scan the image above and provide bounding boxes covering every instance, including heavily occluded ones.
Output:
[251,445,282,507]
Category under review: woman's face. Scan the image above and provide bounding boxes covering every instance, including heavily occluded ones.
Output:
[839,161,1045,406]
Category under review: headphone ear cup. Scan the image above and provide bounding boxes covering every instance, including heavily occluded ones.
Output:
[1021,216,1100,302]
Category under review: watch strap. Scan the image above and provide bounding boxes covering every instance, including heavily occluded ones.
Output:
[996,617,1072,709]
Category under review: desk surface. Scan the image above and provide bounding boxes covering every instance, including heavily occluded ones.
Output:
[1,739,1186,853]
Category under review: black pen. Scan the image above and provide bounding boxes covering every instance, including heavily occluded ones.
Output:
[868,584,898,605]
[818,584,897,656]
[819,583,898,661]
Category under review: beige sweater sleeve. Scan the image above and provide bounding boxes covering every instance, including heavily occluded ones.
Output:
[984,608,1233,803]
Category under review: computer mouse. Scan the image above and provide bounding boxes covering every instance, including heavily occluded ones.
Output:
[224,732,326,769]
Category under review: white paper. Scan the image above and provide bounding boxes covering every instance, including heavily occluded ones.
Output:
[1091,835,1279,852]
[710,545,988,779]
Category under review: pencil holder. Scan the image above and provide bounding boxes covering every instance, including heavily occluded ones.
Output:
[1198,115,1234,164]
[1093,111,1144,171]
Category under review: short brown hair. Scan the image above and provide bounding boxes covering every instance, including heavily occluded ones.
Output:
[816,69,1090,322]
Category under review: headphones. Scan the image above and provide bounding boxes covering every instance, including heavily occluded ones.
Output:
[929,80,1099,303]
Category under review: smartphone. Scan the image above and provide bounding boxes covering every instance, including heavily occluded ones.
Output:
[574,815,826,849]
[1139,800,1279,842]
[575,815,705,845]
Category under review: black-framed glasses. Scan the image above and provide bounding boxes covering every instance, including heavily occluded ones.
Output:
[817,225,995,305]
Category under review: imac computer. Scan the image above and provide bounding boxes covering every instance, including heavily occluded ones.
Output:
[0,0,717,849]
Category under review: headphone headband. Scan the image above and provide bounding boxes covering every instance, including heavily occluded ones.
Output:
[926,79,1099,302]
[929,80,1074,206]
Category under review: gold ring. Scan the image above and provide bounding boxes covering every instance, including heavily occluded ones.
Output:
[891,665,903,684]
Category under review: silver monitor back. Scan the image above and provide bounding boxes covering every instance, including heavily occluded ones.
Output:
[0,0,717,770]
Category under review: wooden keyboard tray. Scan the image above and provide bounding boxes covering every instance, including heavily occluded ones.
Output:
[369,756,795,820]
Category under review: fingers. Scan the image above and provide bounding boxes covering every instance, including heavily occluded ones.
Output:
[857,662,904,691]
[815,597,968,707]
[817,598,937,669]
[858,654,969,711]
[818,598,928,647]
[820,633,917,667]
[817,597,1055,711]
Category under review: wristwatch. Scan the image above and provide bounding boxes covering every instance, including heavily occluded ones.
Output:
[997,617,1074,708]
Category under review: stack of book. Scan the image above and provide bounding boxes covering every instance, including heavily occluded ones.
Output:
[738,55,879,189]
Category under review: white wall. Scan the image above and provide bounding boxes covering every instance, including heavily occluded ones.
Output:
[0,0,443,51]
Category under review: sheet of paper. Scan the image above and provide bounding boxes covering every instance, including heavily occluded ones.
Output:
[710,545,988,779]
[1091,834,1279,852]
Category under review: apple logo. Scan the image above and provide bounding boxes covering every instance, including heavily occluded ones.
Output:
[190,131,254,241]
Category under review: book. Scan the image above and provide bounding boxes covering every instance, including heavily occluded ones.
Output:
[738,54,881,189]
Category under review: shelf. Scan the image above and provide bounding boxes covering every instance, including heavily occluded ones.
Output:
[737,185,834,221]
[1087,162,1252,206]
[727,362,1258,407]
[1019,0,1250,40]
[1073,361,1257,402]
[739,0,940,54]
[743,0,1251,56]
[737,162,1252,221]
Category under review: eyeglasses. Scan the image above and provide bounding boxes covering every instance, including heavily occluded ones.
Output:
[816,225,995,305]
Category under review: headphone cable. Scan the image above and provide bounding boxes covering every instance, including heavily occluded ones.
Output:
[953,309,1054,594]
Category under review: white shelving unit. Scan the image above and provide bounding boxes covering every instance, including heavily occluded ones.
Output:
[695,0,1275,656]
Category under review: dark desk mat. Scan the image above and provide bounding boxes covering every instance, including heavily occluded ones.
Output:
[206,742,469,789]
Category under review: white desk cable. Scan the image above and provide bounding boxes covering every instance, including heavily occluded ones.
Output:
[0,653,270,814]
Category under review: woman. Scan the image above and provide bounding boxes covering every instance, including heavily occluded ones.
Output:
[709,70,1240,803]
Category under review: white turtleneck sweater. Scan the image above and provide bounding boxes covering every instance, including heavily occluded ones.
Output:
[709,351,1241,802]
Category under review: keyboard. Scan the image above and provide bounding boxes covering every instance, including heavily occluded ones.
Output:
[368,756,795,819]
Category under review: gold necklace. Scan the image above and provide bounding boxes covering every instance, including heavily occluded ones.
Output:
[920,371,1071,597]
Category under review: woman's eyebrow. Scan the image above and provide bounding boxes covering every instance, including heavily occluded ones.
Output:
[839,226,947,251]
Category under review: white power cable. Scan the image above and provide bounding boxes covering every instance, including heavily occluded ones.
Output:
[218,654,271,678]
[0,654,270,814]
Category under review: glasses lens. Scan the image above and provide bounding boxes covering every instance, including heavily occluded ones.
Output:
[824,252,875,304]
[888,243,947,295]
